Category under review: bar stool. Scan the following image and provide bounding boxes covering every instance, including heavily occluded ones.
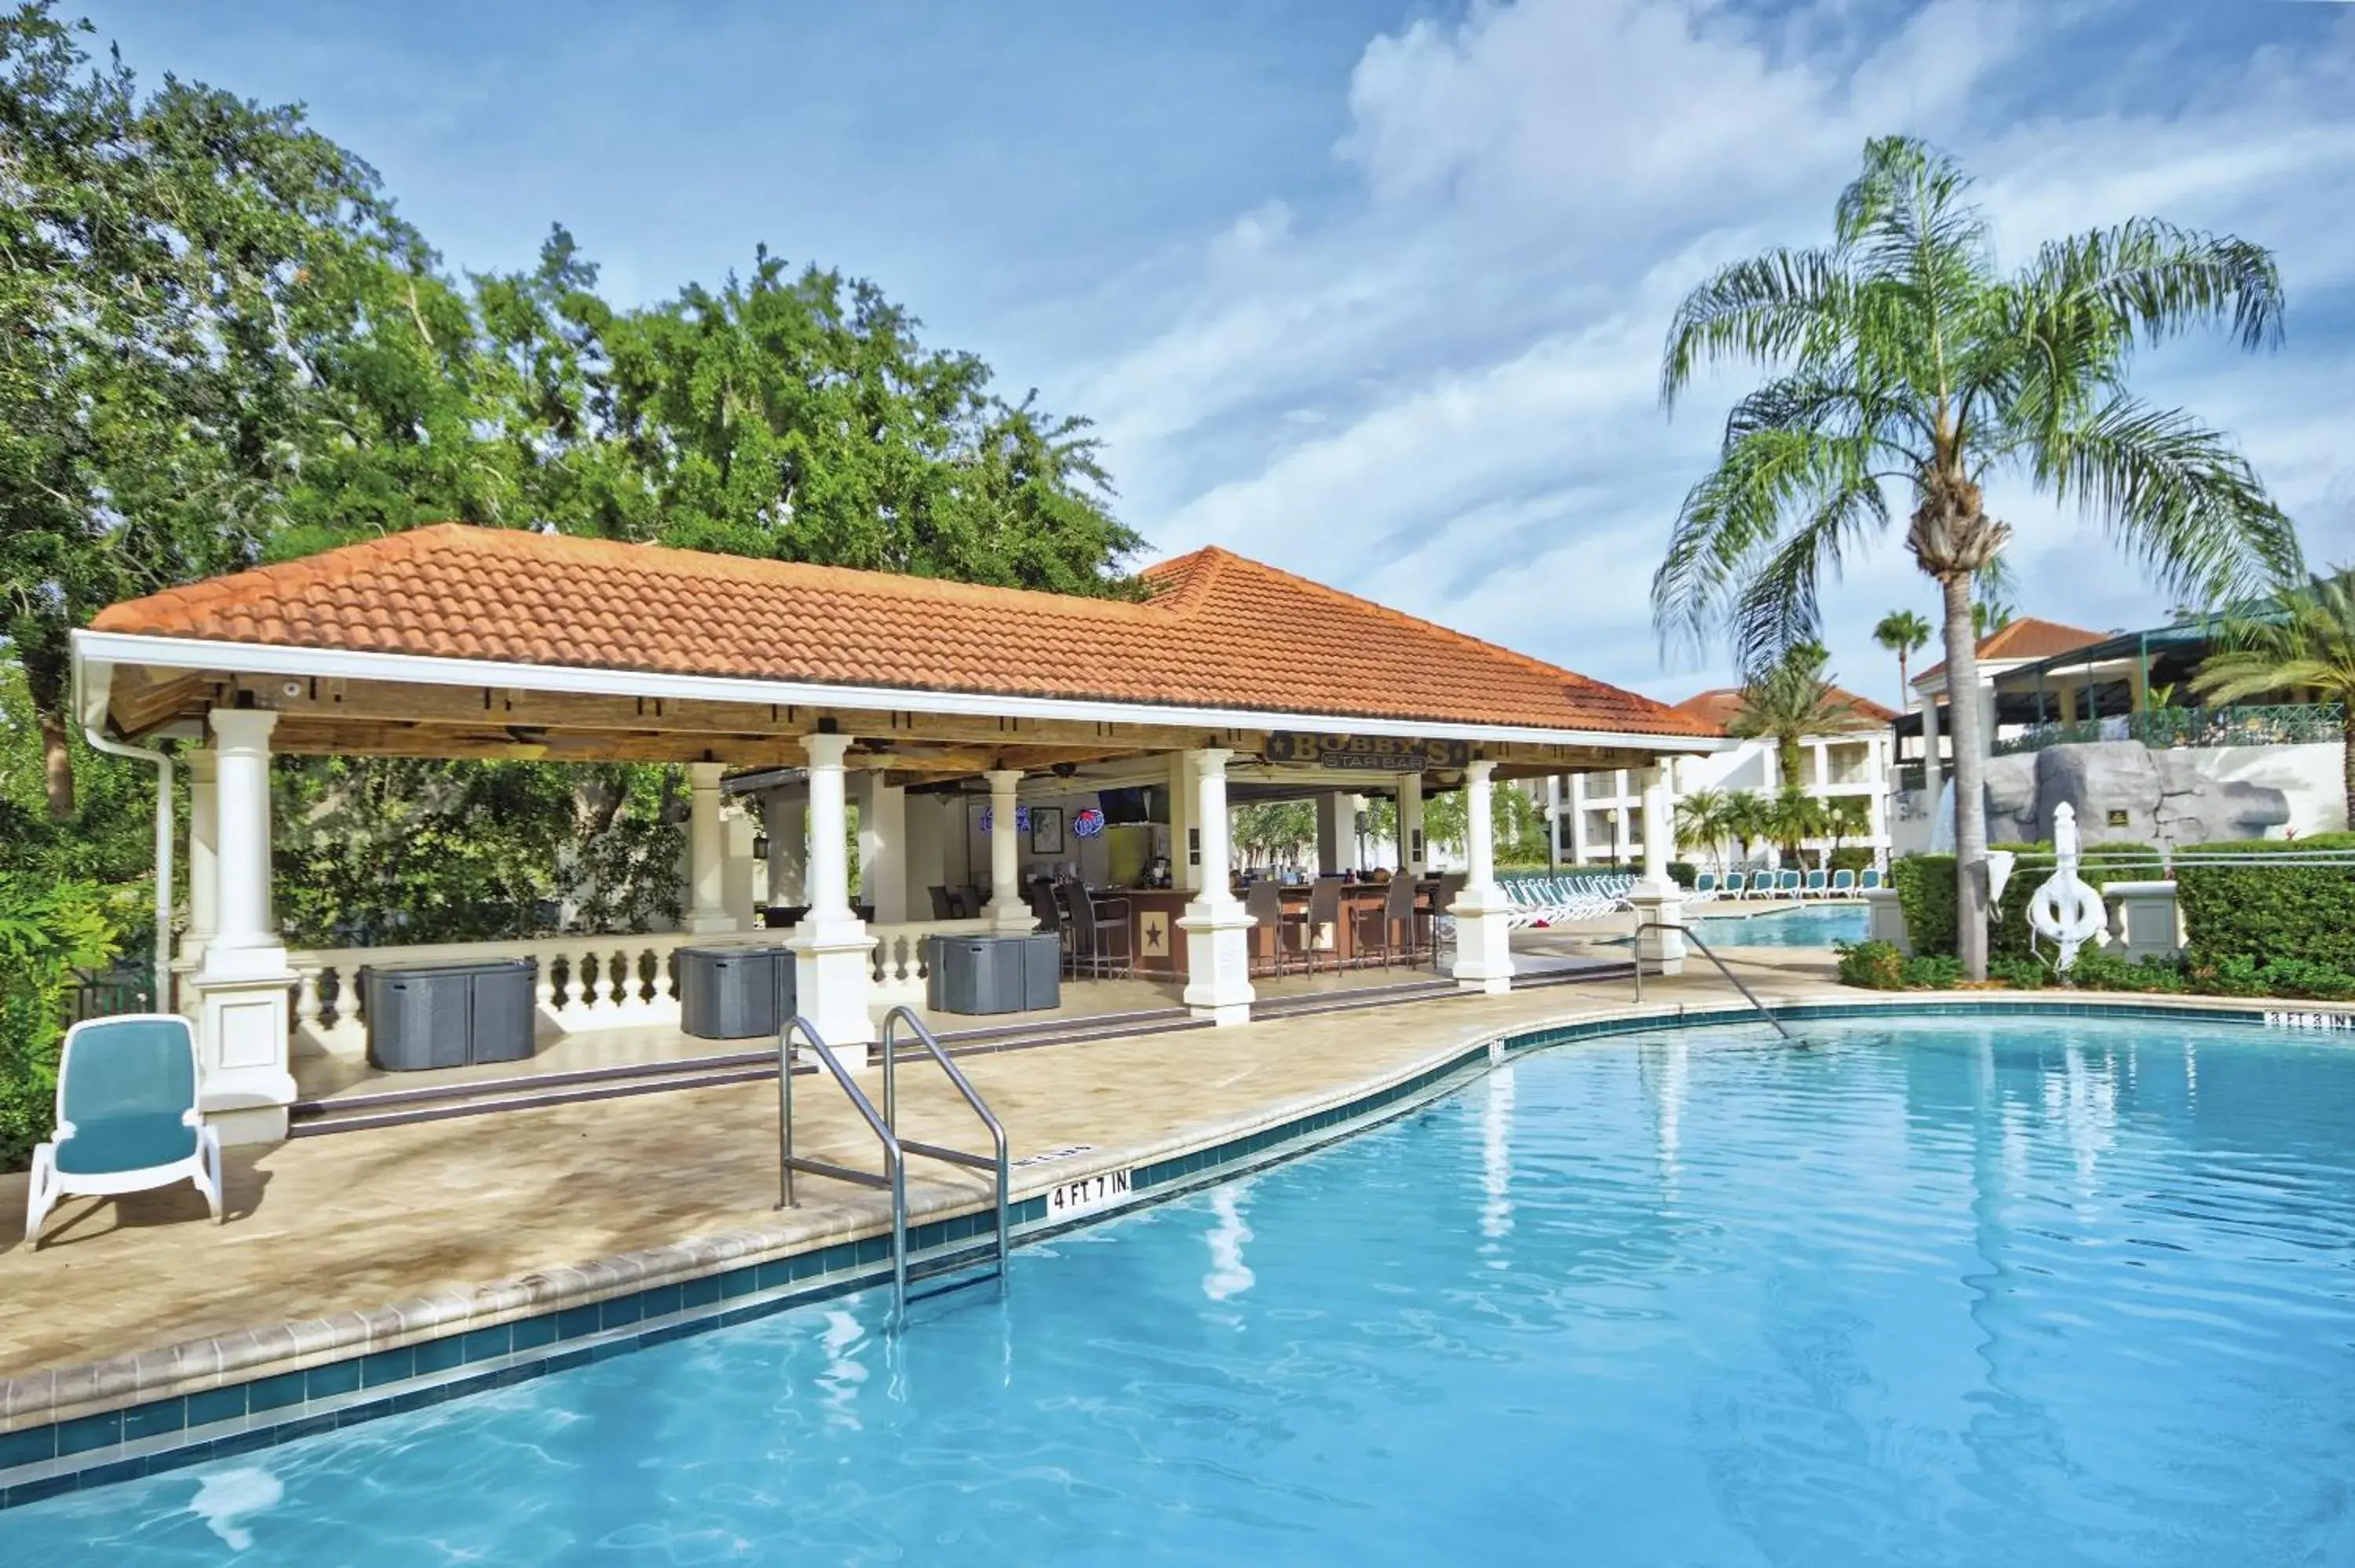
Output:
[1244,878,1304,977]
[1354,873,1423,968]
[1302,876,1345,974]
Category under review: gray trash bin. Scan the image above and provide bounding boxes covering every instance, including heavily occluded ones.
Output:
[365,958,538,1071]
[926,933,1061,1016]
[679,945,797,1040]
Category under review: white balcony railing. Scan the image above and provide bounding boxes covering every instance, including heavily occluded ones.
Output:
[287,917,996,1056]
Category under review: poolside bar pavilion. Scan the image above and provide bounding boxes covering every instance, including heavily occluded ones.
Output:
[72,525,1720,1143]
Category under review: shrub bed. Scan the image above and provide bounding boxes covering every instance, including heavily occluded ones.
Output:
[1835,940,2355,999]
[0,874,119,1172]
[2174,835,2355,971]
[1890,845,2163,961]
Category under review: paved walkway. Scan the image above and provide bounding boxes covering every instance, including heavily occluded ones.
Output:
[0,941,1842,1423]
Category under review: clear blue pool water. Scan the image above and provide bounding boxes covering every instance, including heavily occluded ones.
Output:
[1692,902,1870,946]
[9,1014,2355,1565]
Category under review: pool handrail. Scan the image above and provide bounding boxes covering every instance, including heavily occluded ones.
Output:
[777,1015,910,1318]
[880,1005,1012,1297]
[1629,922,1797,1043]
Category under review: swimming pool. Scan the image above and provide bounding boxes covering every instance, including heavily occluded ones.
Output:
[1691,901,1869,946]
[8,1013,2353,1564]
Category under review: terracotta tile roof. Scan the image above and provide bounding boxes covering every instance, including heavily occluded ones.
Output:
[1916,616,2108,684]
[90,524,1715,738]
[1670,684,1897,734]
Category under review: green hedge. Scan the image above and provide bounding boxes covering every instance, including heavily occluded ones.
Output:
[2175,836,2355,970]
[1891,848,2155,961]
[0,875,119,1172]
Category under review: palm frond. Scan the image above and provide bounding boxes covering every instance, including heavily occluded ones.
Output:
[1651,427,1884,659]
[1659,248,1851,411]
[1728,477,1891,672]
[2018,219,2284,355]
[2040,395,2304,604]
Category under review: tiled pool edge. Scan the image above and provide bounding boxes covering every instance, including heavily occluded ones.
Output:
[2,988,2339,1508]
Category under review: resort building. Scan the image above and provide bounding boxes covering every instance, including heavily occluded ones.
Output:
[1553,685,1897,869]
[1893,611,2352,851]
[72,524,1720,1145]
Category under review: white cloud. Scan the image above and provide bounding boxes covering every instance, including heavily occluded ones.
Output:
[1061,0,2355,702]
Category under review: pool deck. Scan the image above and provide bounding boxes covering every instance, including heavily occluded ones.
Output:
[1,933,2328,1440]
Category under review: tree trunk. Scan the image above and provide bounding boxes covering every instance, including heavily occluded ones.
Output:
[38,706,75,822]
[1938,572,1990,979]
[1897,651,1910,713]
[2342,710,2355,833]
[1779,735,1803,787]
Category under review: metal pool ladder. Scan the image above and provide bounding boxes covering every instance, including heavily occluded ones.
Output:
[1629,922,1798,1043]
[774,1011,1010,1324]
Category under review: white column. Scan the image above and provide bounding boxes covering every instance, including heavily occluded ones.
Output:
[1178,747,1255,1023]
[1450,759,1515,993]
[203,711,280,977]
[188,709,296,1143]
[1316,791,1359,874]
[762,786,807,907]
[1167,752,1198,892]
[787,733,876,1048]
[1919,691,1944,807]
[1628,762,1688,975]
[682,760,735,933]
[177,747,219,984]
[984,768,1034,932]
[1399,771,1426,878]
[857,771,907,924]
[900,793,946,919]
[721,813,759,929]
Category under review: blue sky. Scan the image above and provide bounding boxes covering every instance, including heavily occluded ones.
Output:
[77,0,2355,709]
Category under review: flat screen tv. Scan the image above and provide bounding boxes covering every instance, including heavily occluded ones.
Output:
[1097,786,1155,825]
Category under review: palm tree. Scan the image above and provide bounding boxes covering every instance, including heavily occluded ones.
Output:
[1970,592,2017,640]
[1674,788,1739,874]
[1727,643,1856,786]
[1760,786,1833,865]
[1654,136,2297,978]
[2193,568,2355,823]
[1872,609,1931,710]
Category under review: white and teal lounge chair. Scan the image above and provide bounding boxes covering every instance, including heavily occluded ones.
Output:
[1829,868,1857,897]
[1720,872,1746,900]
[1802,869,1829,898]
[1690,873,1719,903]
[1858,867,1884,892]
[25,1014,221,1246]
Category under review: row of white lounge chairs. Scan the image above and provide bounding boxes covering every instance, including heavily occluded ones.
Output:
[1685,867,1882,903]
[1499,867,1882,926]
[1500,873,1639,928]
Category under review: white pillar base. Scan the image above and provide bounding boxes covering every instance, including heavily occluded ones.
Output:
[187,964,298,1146]
[788,917,878,1050]
[1179,899,1257,1025]
[1628,885,1687,976]
[988,903,1039,935]
[1449,888,1517,994]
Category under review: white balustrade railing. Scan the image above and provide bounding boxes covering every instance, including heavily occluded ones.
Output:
[288,917,995,1056]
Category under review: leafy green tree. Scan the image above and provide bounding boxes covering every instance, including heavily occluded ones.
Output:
[0,870,115,1170]
[1728,644,1854,785]
[1656,135,2296,976]
[273,758,683,945]
[1232,800,1314,870]
[1871,609,1930,709]
[600,249,1141,592]
[0,3,392,815]
[2193,569,2355,825]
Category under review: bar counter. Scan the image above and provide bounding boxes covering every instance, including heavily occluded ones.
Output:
[1108,881,1436,980]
